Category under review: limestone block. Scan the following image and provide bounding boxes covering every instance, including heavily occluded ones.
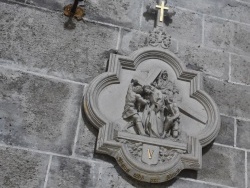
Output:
[0,3,15,60]
[168,0,250,25]
[119,29,148,55]
[84,0,143,29]
[47,156,99,188]
[26,0,143,30]
[141,0,202,44]
[215,115,234,146]
[74,113,97,158]
[119,28,178,55]
[203,76,250,119]
[0,67,83,155]
[0,2,119,83]
[248,152,250,188]
[179,145,245,188]
[26,0,72,11]
[0,147,48,188]
[177,43,229,80]
[231,54,250,85]
[236,120,250,150]
[96,163,136,188]
[204,17,250,56]
[166,179,221,188]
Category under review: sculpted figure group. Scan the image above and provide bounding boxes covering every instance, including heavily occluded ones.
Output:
[122,70,180,139]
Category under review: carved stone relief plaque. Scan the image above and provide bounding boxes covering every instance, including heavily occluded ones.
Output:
[83,47,220,183]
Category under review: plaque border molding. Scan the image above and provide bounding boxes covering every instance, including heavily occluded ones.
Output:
[83,47,221,182]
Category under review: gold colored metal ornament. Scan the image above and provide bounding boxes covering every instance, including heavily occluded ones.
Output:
[155,0,169,22]
[147,149,154,159]
[64,4,85,21]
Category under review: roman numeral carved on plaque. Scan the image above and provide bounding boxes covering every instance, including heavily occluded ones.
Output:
[148,149,154,159]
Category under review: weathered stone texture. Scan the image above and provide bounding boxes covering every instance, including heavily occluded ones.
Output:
[119,28,178,55]
[11,0,25,3]
[231,54,250,85]
[0,67,83,155]
[47,158,220,188]
[97,163,220,188]
[26,0,72,11]
[215,115,234,146]
[119,29,148,55]
[203,76,250,118]
[204,17,250,56]
[0,3,14,60]
[236,119,250,149]
[141,0,202,44]
[248,152,250,188]
[25,0,143,29]
[47,156,99,188]
[75,113,97,158]
[84,0,143,29]
[177,43,229,79]
[96,163,136,188]
[0,147,48,188]
[239,0,250,2]
[0,0,249,187]
[0,2,119,83]
[180,145,245,187]
[168,0,250,25]
[159,179,220,188]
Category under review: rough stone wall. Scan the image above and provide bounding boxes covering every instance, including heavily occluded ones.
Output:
[0,0,250,187]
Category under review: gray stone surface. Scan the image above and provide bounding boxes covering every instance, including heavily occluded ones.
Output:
[75,112,97,158]
[248,152,250,188]
[47,156,99,188]
[47,159,221,188]
[167,0,250,25]
[204,17,250,56]
[231,54,250,85]
[0,146,48,188]
[96,163,135,188]
[215,115,234,146]
[26,0,72,11]
[84,0,143,29]
[0,0,249,187]
[0,2,119,83]
[0,67,83,155]
[141,0,202,44]
[25,0,143,30]
[0,2,14,60]
[96,163,220,188]
[119,28,178,55]
[236,119,250,149]
[154,179,220,188]
[119,29,148,55]
[242,0,250,2]
[179,144,245,188]
[203,76,250,118]
[177,43,229,79]
[12,0,25,3]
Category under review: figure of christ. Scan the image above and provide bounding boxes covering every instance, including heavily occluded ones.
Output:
[142,85,165,138]
[151,70,180,138]
[122,80,148,136]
